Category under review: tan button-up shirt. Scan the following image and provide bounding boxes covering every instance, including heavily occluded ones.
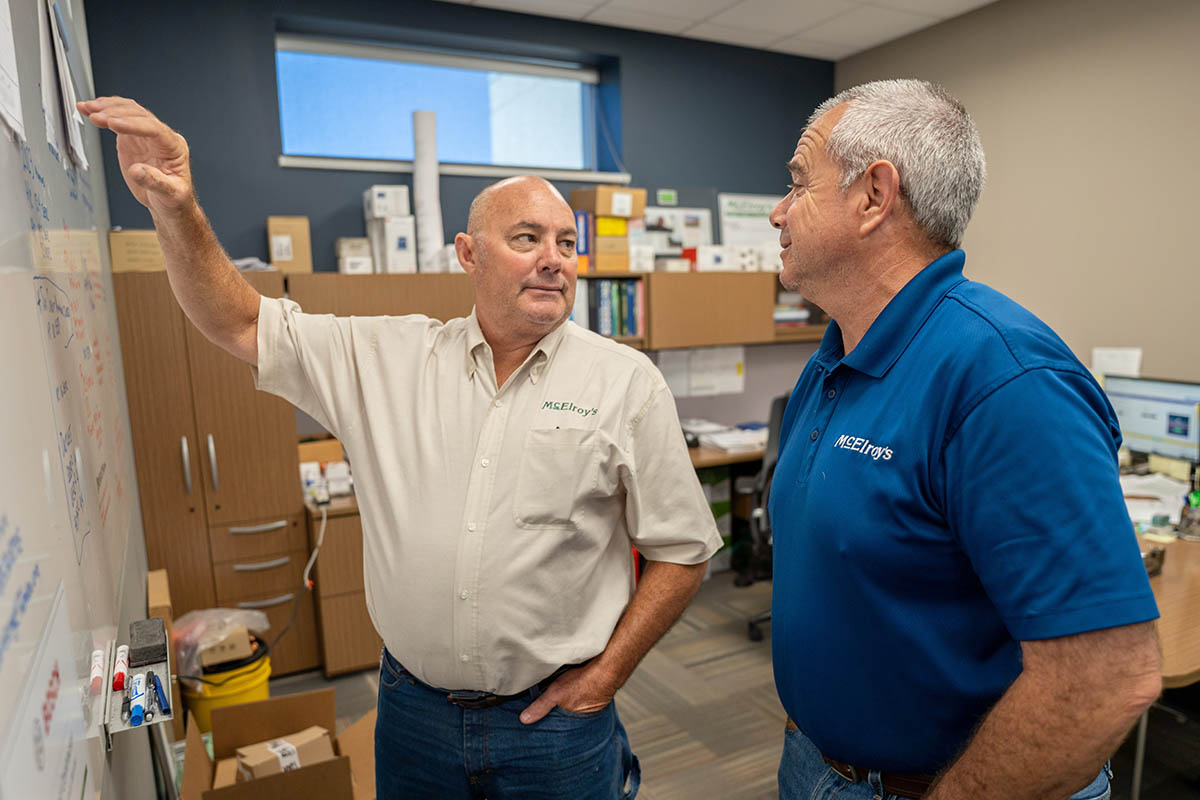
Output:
[254,297,722,694]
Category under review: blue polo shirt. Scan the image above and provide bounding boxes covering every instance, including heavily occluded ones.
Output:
[769,250,1158,774]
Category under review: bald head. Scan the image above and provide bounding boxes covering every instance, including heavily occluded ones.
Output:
[467,176,570,238]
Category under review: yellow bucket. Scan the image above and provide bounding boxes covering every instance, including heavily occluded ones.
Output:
[181,655,271,733]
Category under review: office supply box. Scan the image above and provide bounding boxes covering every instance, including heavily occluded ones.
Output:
[109,229,166,272]
[182,689,376,800]
[569,186,647,219]
[362,185,411,218]
[266,216,313,274]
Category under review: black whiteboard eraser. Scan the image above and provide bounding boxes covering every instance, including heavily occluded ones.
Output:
[128,617,167,667]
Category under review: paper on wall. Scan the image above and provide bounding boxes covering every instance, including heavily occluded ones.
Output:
[689,346,745,396]
[37,0,62,159]
[0,0,24,140]
[412,110,445,273]
[46,0,86,168]
[1091,347,1141,381]
[657,350,691,398]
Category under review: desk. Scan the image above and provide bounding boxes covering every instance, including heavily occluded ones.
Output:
[1131,535,1200,799]
[1146,536,1200,688]
[689,446,764,469]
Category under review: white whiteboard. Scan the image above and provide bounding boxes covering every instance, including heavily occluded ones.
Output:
[0,0,146,797]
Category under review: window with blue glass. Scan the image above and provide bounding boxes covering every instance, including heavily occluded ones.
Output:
[275,38,597,171]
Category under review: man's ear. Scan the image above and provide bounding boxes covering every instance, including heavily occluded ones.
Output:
[455,232,479,276]
[856,160,902,237]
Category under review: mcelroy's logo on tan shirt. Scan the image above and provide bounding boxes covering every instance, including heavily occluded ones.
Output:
[542,400,599,418]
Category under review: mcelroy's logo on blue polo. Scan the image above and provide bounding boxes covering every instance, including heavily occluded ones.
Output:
[542,400,598,418]
[833,434,893,461]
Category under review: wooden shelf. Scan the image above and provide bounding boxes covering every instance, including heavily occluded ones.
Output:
[774,324,828,343]
[612,336,644,348]
[578,271,649,279]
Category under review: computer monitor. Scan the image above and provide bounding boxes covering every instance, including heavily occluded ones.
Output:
[1104,375,1200,464]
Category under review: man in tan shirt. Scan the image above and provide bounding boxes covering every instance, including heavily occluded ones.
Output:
[81,96,721,799]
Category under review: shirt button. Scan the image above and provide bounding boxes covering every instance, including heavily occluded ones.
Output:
[810,429,819,441]
[494,399,502,408]
[467,522,477,532]
[460,654,470,662]
[827,388,836,399]
[481,458,490,468]
[460,590,469,600]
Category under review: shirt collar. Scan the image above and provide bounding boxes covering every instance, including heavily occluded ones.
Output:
[464,308,569,385]
[815,249,968,379]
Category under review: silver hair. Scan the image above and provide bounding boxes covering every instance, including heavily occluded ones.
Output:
[809,79,986,249]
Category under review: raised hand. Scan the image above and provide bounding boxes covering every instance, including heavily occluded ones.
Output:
[77,97,193,217]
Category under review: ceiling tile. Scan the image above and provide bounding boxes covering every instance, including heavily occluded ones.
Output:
[473,0,603,18]
[707,0,859,34]
[683,21,786,49]
[767,34,860,61]
[600,0,739,19]
[798,4,938,48]
[582,6,695,34]
[866,0,995,18]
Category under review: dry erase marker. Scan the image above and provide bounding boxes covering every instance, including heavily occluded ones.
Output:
[120,683,130,723]
[89,649,104,695]
[129,673,146,726]
[112,645,129,691]
[150,671,170,715]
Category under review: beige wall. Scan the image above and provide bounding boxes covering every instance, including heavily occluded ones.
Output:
[837,0,1200,381]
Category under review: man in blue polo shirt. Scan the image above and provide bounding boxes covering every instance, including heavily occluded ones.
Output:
[768,79,1161,800]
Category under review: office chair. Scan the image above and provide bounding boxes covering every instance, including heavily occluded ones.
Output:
[742,393,788,642]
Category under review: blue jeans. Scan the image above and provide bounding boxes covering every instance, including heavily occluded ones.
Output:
[375,649,640,799]
[779,724,1112,800]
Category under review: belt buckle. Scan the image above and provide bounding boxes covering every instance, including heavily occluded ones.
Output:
[831,762,861,784]
[446,691,496,709]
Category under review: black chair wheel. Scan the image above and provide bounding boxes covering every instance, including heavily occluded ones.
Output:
[748,622,764,642]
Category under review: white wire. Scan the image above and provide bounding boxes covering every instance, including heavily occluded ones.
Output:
[303,504,327,589]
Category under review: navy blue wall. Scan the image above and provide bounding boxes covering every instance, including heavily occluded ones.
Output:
[85,0,833,269]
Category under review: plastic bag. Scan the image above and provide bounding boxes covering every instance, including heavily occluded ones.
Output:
[173,608,270,680]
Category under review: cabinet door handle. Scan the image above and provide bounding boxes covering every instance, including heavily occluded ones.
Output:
[232,556,291,573]
[181,436,192,495]
[238,593,294,609]
[207,434,219,491]
[228,520,288,535]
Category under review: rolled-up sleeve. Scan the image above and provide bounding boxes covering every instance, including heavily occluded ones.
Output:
[622,386,723,564]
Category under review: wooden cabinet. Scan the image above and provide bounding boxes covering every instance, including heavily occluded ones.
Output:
[116,271,317,676]
[307,498,382,677]
[287,273,474,319]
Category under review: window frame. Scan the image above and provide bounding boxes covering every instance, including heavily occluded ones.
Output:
[274,34,629,184]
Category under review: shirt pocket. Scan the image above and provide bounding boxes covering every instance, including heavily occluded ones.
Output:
[513,428,606,530]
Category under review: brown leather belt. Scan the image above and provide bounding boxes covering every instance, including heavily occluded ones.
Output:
[786,719,936,799]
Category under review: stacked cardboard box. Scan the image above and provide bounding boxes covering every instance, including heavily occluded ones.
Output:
[569,187,647,273]
[363,185,417,274]
[335,237,372,275]
[266,217,313,274]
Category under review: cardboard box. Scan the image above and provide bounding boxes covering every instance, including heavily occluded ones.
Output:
[147,569,173,634]
[109,229,166,272]
[630,244,655,273]
[337,256,373,275]
[182,689,373,800]
[577,254,590,274]
[366,216,416,274]
[569,186,647,219]
[237,725,335,781]
[696,244,733,271]
[592,252,629,272]
[335,237,371,259]
[298,438,344,464]
[200,625,253,668]
[213,758,239,789]
[594,235,629,254]
[595,216,627,236]
[266,217,313,274]
[362,185,410,218]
